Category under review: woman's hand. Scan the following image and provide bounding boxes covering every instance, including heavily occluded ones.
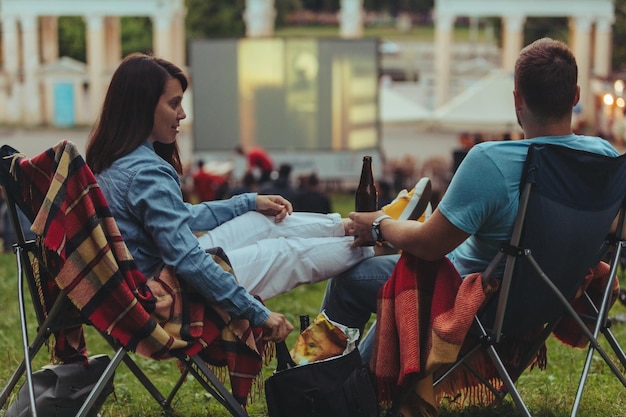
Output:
[256,195,293,223]
[262,311,294,342]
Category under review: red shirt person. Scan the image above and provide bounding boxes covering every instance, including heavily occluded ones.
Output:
[192,160,225,202]
[236,145,274,184]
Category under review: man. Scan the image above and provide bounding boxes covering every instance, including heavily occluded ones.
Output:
[322,37,620,365]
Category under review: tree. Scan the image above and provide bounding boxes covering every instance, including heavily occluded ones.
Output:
[523,17,569,45]
[185,0,246,38]
[58,16,86,62]
[121,17,152,57]
[613,0,626,72]
[58,16,152,62]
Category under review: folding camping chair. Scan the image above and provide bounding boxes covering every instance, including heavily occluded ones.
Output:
[0,142,250,417]
[433,143,626,417]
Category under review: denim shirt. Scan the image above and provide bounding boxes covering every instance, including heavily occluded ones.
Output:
[96,141,269,327]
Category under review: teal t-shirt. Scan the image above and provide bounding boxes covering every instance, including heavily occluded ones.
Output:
[439,135,619,278]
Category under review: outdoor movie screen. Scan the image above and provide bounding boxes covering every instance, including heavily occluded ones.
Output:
[190,37,379,153]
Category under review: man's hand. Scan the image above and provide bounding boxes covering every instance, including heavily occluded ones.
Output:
[262,312,294,342]
[256,195,293,222]
[347,210,384,247]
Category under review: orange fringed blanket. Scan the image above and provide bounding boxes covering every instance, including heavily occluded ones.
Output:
[372,252,617,417]
[8,140,266,405]
[372,253,487,413]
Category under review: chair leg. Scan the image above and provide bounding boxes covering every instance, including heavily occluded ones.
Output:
[164,369,189,408]
[571,335,626,417]
[485,345,532,417]
[75,347,126,417]
[602,327,626,369]
[16,248,38,417]
[181,354,249,417]
[118,348,174,411]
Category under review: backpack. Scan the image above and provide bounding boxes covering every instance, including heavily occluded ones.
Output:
[6,354,114,417]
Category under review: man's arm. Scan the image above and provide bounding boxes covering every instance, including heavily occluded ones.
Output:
[349,208,470,261]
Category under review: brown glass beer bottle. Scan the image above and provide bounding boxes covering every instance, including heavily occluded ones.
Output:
[355,156,378,212]
[355,156,378,246]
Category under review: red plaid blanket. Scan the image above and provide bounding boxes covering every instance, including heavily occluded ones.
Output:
[8,140,266,405]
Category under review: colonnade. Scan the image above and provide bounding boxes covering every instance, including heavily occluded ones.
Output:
[0,0,617,128]
[0,0,363,126]
[0,0,186,125]
[434,0,615,124]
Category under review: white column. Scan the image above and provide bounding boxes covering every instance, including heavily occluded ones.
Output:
[40,16,59,64]
[86,14,106,122]
[502,14,526,73]
[21,14,42,125]
[152,14,173,60]
[570,16,593,127]
[339,0,364,38]
[243,0,276,38]
[104,16,121,69]
[593,17,613,79]
[173,10,187,66]
[1,14,20,124]
[434,11,454,108]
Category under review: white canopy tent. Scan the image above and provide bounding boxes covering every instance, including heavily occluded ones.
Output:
[433,70,522,134]
[379,85,433,125]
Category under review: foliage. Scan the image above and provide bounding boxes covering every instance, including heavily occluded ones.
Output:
[614,0,626,72]
[57,16,153,62]
[300,0,434,13]
[523,17,570,45]
[275,0,304,27]
[364,0,434,14]
[58,16,86,62]
[120,17,153,57]
[185,0,246,38]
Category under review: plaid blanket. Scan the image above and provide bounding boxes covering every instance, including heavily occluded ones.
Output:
[372,252,618,417]
[6,140,266,405]
[372,253,487,415]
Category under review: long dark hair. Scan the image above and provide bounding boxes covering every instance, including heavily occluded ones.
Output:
[86,53,188,174]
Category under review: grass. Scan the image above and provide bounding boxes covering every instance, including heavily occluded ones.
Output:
[1,192,625,416]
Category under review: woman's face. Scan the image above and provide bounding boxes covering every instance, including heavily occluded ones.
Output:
[150,77,186,145]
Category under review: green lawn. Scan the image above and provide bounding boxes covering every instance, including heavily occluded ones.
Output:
[1,193,625,416]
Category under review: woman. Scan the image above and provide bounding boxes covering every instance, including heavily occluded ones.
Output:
[85,53,374,342]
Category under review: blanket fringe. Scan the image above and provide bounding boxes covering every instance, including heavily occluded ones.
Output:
[435,328,547,409]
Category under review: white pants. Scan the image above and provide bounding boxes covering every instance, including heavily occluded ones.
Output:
[197,212,374,300]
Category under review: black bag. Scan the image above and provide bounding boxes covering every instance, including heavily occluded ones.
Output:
[6,354,115,417]
[265,342,378,417]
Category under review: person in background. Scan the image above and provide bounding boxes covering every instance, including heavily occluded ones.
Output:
[377,180,394,210]
[259,163,299,204]
[192,159,224,202]
[293,173,332,214]
[235,144,274,185]
[230,171,258,196]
